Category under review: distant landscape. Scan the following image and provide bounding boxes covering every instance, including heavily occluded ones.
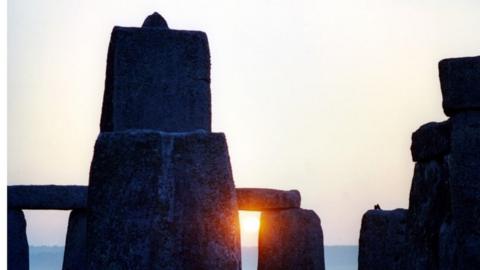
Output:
[30,245,358,270]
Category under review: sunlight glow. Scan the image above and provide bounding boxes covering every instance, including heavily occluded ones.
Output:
[239,211,261,247]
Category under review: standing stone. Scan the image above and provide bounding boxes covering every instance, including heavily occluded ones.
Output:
[258,209,325,270]
[358,209,407,270]
[236,188,301,210]
[63,209,87,270]
[439,56,480,116]
[100,13,211,132]
[87,130,240,270]
[448,111,480,269]
[8,209,29,270]
[410,121,450,162]
[438,217,458,270]
[406,158,449,270]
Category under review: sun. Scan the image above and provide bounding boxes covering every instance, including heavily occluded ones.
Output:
[239,211,261,233]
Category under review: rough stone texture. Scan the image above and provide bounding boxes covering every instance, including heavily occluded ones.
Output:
[99,16,211,132]
[8,185,87,210]
[8,209,29,270]
[63,209,87,270]
[258,209,325,270]
[358,209,407,270]
[87,130,240,270]
[439,56,480,116]
[438,217,458,270]
[410,121,451,162]
[448,111,480,269]
[406,158,450,270]
[236,188,301,210]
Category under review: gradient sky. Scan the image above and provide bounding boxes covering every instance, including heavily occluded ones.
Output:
[8,0,480,246]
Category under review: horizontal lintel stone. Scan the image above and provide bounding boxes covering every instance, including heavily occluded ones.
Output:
[236,188,301,211]
[8,185,87,210]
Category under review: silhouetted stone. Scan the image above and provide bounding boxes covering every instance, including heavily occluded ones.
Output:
[406,158,449,269]
[100,14,211,132]
[142,12,168,28]
[8,185,87,210]
[410,121,451,162]
[8,209,29,270]
[358,209,407,270]
[258,209,325,270]
[63,209,87,270]
[449,111,480,269]
[236,188,300,210]
[438,218,458,270]
[87,130,240,270]
[439,56,480,116]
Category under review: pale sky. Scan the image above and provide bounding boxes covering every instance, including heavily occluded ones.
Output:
[7,0,480,246]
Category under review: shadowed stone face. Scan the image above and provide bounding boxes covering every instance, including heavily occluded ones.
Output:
[236,188,301,210]
[358,209,407,270]
[8,209,29,270]
[406,158,449,270]
[410,121,451,162]
[439,56,480,116]
[258,209,325,270]
[62,209,87,270]
[448,111,480,269]
[87,130,240,270]
[100,21,211,132]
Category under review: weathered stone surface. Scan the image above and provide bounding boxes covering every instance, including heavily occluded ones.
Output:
[8,209,29,270]
[100,14,211,132]
[410,121,451,162]
[444,111,480,269]
[87,130,240,270]
[258,209,325,270]
[406,158,449,269]
[358,209,407,270]
[63,209,87,270]
[438,218,458,270]
[236,188,300,210]
[439,56,480,116]
[8,185,87,210]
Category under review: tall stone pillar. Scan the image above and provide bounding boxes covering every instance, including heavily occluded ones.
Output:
[8,209,29,270]
[440,56,480,269]
[87,131,240,269]
[63,209,87,270]
[87,13,240,269]
[258,209,325,270]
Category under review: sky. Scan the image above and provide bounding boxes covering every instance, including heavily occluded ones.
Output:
[7,0,480,246]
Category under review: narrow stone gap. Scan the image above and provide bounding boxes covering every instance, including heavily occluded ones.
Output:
[239,210,261,270]
[24,210,70,270]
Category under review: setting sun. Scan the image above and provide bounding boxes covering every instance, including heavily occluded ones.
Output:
[240,212,261,233]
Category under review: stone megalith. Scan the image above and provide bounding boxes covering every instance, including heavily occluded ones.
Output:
[99,13,211,132]
[87,130,240,270]
[439,55,480,116]
[236,188,301,210]
[448,111,480,269]
[406,158,449,270]
[63,209,87,270]
[410,121,451,162]
[258,209,325,270]
[358,209,407,270]
[8,209,29,270]
[8,185,87,210]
